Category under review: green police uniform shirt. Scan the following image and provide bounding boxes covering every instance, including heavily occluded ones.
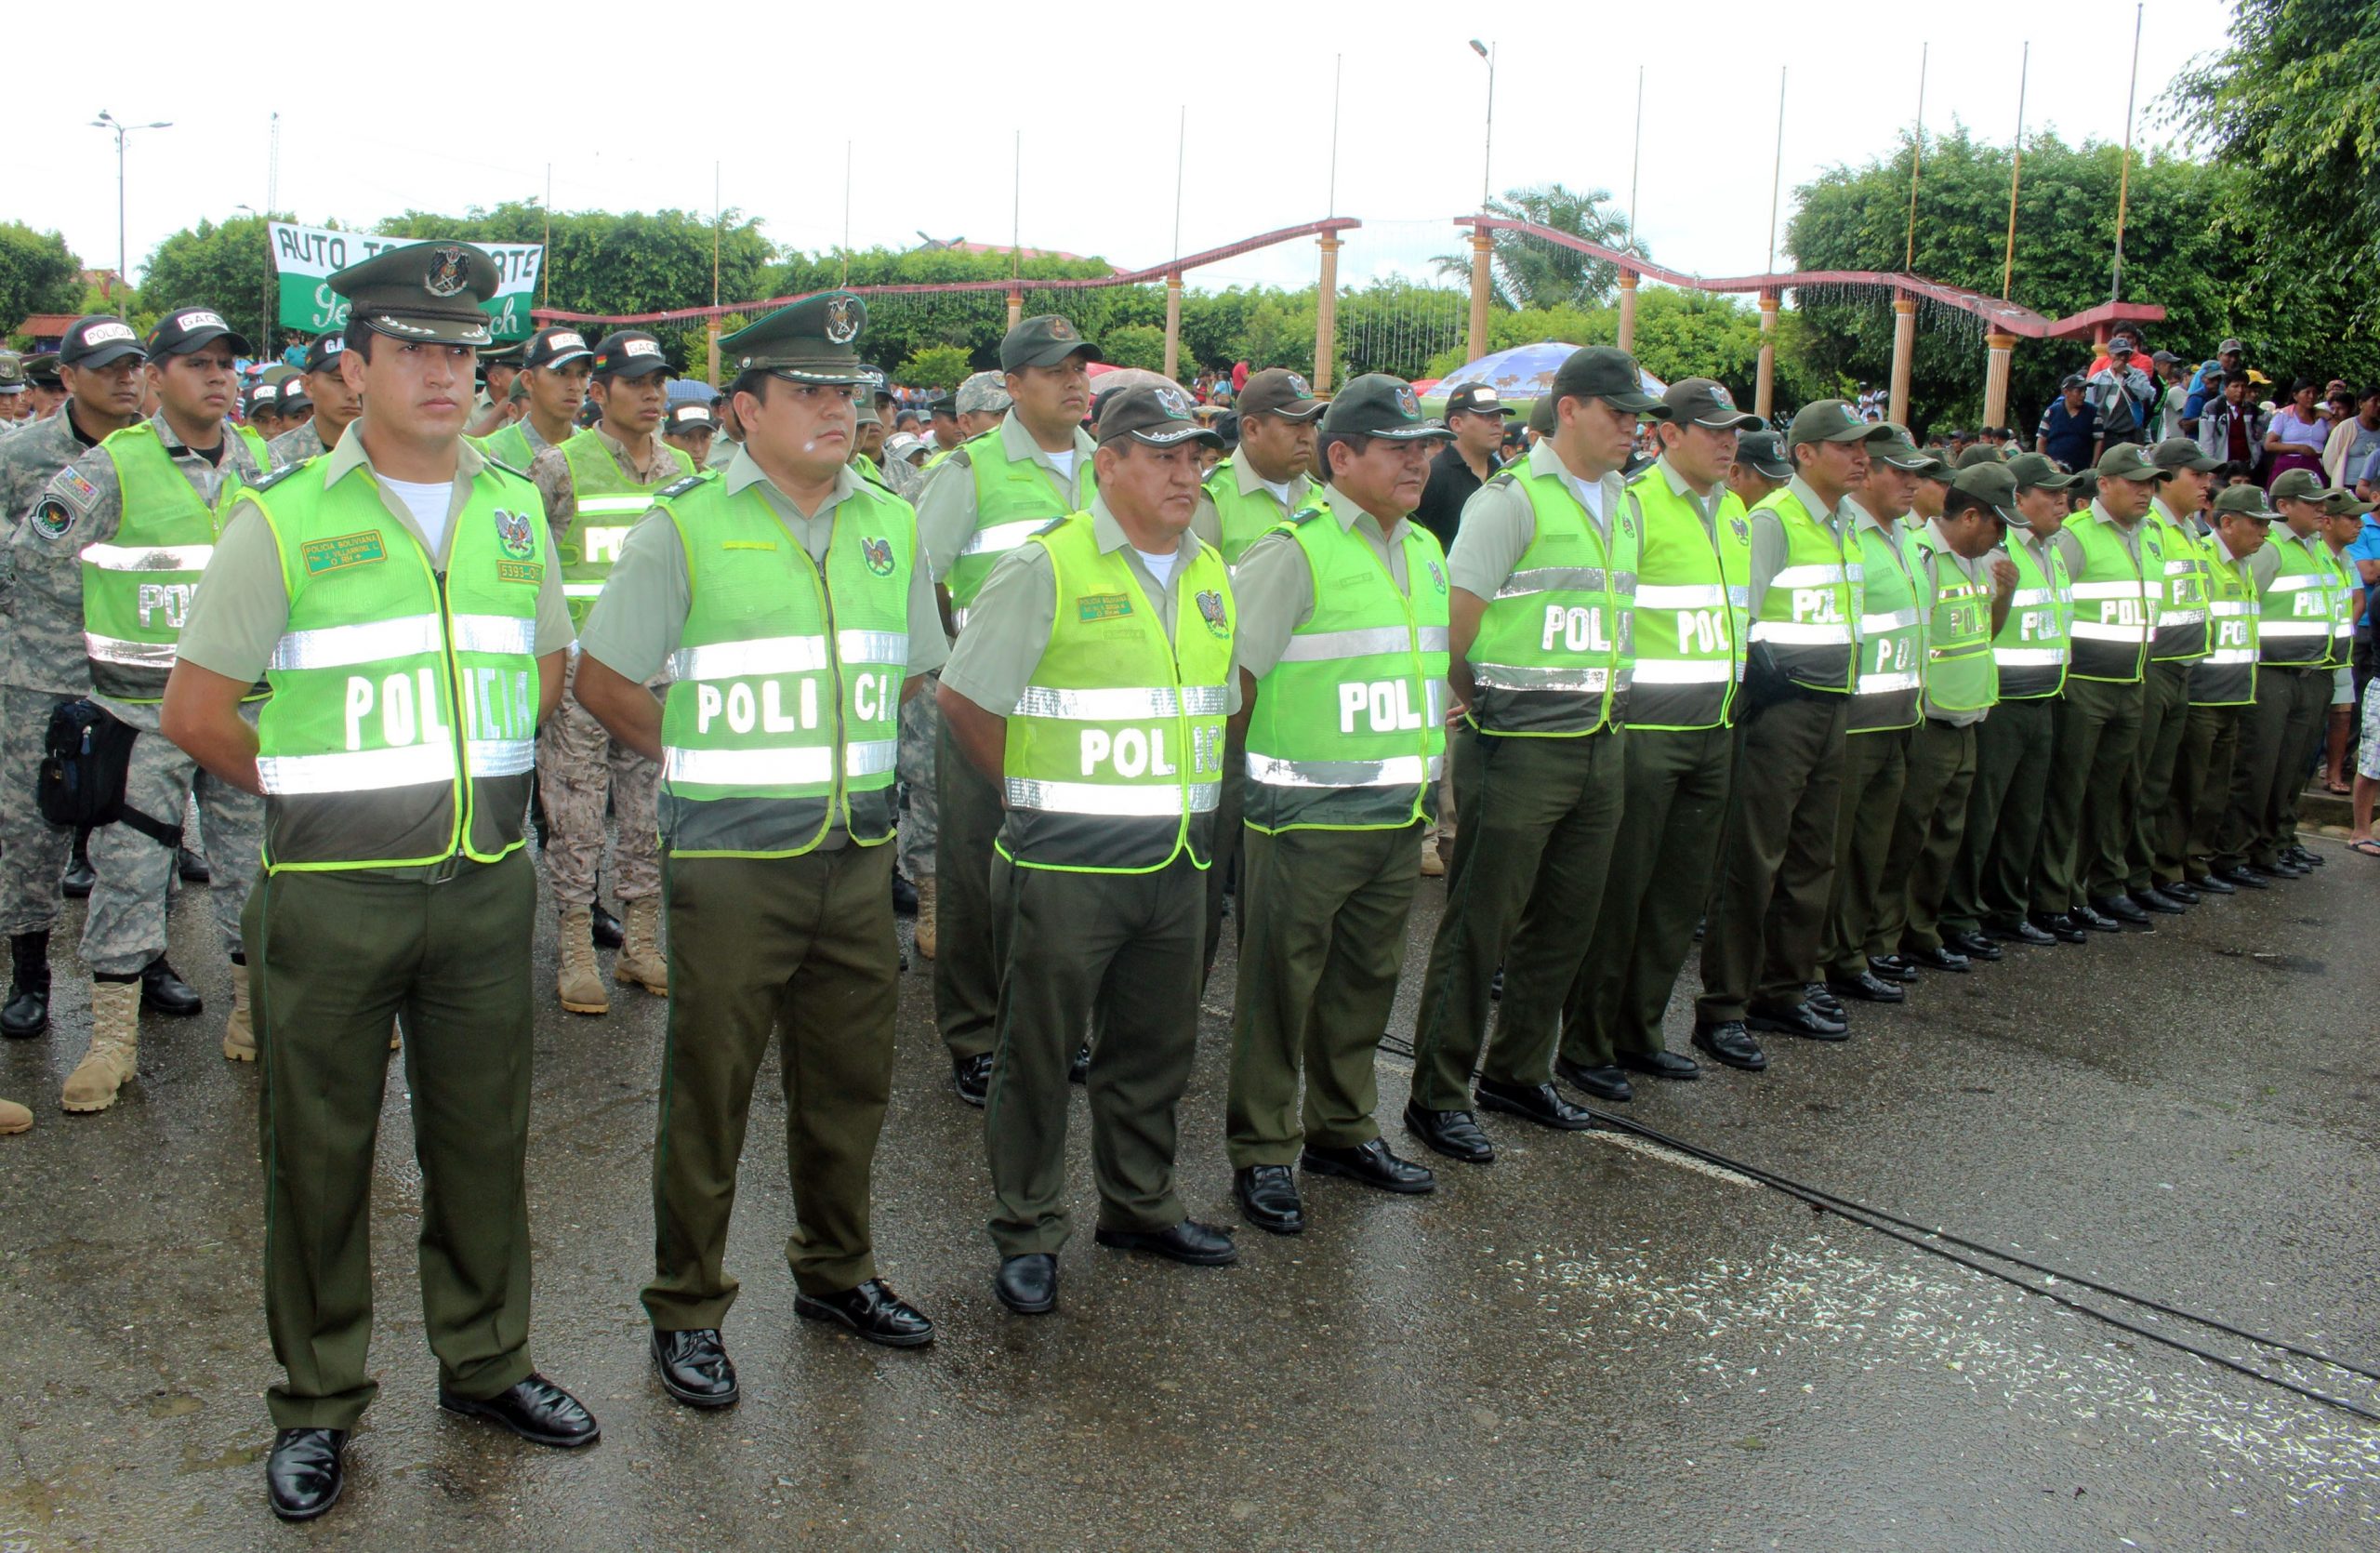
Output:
[911,409,1098,595]
[1229,482,1415,680]
[1914,517,1995,727]
[1191,456,1316,565]
[1745,474,1850,608]
[1444,437,1626,600]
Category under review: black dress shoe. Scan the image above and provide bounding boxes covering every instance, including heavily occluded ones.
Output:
[952,1053,993,1107]
[139,957,204,1016]
[796,1279,935,1347]
[1094,1219,1237,1266]
[2070,903,2122,933]
[1826,970,1905,1003]
[2161,881,2201,904]
[60,845,94,901]
[2,931,50,1039]
[1490,965,1503,1000]
[2215,866,2268,890]
[437,1374,600,1448]
[1553,1056,1633,1102]
[1300,1137,1436,1193]
[2190,873,2237,895]
[266,1427,347,1521]
[994,1254,1057,1314]
[1990,918,2057,946]
[1906,945,1971,973]
[2094,894,2151,926]
[590,903,625,949]
[1069,1042,1091,1084]
[2247,859,2304,880]
[2282,844,2323,869]
[1805,981,1845,1016]
[1868,953,1920,984]
[1746,1002,1848,1041]
[177,847,211,884]
[1234,1164,1306,1233]
[1403,1102,1494,1163]
[1616,1049,1700,1082]
[1944,931,2004,960]
[892,871,919,915]
[1474,1076,1595,1131]
[650,1327,738,1408]
[2136,888,2185,914]
[2030,911,2088,943]
[1691,1021,1768,1071]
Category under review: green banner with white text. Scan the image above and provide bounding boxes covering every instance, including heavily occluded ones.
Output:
[268,222,542,343]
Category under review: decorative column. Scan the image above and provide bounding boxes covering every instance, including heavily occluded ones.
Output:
[1466,227,1494,365]
[1163,272,1183,381]
[1982,332,2017,431]
[706,315,721,389]
[1888,293,1917,429]
[1006,287,1023,330]
[1754,291,1779,419]
[1616,269,1640,352]
[1314,232,1342,392]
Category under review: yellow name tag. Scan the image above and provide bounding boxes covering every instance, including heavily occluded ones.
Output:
[496,560,545,585]
[301,531,386,575]
[722,539,778,552]
[1078,592,1133,621]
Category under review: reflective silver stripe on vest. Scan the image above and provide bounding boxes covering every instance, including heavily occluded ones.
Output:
[1770,564,1846,589]
[2070,621,2149,642]
[1003,776,1220,816]
[1858,607,1921,634]
[1991,646,2066,667]
[960,519,1047,557]
[1245,751,1441,789]
[449,613,540,656]
[1749,620,1854,644]
[1628,657,1732,684]
[79,542,215,572]
[258,739,457,795]
[1633,583,1726,610]
[846,738,899,776]
[670,634,831,679]
[562,583,608,600]
[1275,625,1450,663]
[2265,575,2322,591]
[2070,580,2147,600]
[575,495,657,514]
[2259,620,2329,638]
[1497,566,1604,598]
[1728,584,1751,608]
[270,614,446,671]
[2006,587,2059,607]
[468,737,537,777]
[1012,684,1231,720]
[83,634,179,668]
[836,629,909,665]
[2201,647,2256,665]
[2158,606,2210,624]
[666,745,834,785]
[1855,670,1924,694]
[1471,662,1621,693]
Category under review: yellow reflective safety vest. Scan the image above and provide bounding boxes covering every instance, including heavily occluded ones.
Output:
[557,430,694,630]
[1622,465,1752,731]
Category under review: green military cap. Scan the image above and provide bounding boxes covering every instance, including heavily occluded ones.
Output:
[1953,444,2007,469]
[1094,382,1223,449]
[2147,436,2219,474]
[0,352,24,391]
[1238,367,1325,421]
[2321,486,2376,517]
[2211,484,2277,521]
[22,353,60,388]
[1661,378,1761,431]
[2094,442,2159,482]
[2268,467,2331,504]
[955,369,1011,414]
[1548,346,1664,415]
[2006,451,2079,492]
[1946,459,2019,524]
[1318,374,1456,442]
[1875,429,1947,475]
[2070,468,2100,499]
[1786,398,1894,448]
[1000,313,1102,373]
[507,372,531,402]
[1526,394,1557,436]
[1736,429,1792,478]
[479,340,525,367]
[853,393,881,427]
[330,241,503,345]
[721,292,873,384]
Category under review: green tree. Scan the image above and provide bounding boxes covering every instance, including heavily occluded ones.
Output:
[139,214,283,355]
[897,344,974,390]
[1432,184,1645,309]
[0,223,85,343]
[1100,323,1168,373]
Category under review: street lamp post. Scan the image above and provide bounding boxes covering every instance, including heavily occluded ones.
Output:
[1467,40,1495,208]
[90,110,172,285]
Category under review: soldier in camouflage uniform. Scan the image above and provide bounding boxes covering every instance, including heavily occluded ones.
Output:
[10,309,267,1109]
[0,352,30,430]
[0,317,151,1042]
[23,353,67,424]
[265,333,358,467]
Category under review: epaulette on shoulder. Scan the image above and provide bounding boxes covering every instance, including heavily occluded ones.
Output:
[658,471,711,500]
[1286,503,1326,526]
[1031,514,1070,538]
[245,459,309,493]
[482,454,534,483]
[1486,467,1519,489]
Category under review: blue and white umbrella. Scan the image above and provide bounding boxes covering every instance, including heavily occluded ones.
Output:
[1420,341,1664,412]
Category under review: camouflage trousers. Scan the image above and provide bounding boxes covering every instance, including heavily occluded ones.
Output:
[538,655,661,909]
[83,712,261,976]
[897,674,939,883]
[0,684,77,938]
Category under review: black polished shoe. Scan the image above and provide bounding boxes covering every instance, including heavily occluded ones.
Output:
[952,1052,993,1108]
[2190,873,2238,895]
[60,838,94,900]
[892,870,919,915]
[1747,1001,1849,1040]
[1827,970,1905,1003]
[2215,866,2268,890]
[1868,953,1920,984]
[1474,1076,1595,1131]
[1069,1042,1091,1084]
[1805,981,1845,1017]
[1906,945,1972,974]
[2251,859,2306,880]
[2030,910,2088,943]
[2070,903,2122,933]
[2160,881,2201,905]
[1691,1020,1768,1071]
[1300,1137,1435,1193]
[2093,894,2151,926]
[590,903,625,949]
[265,1427,347,1521]
[650,1327,738,1408]
[1616,1049,1701,1082]
[1553,1056,1633,1103]
[796,1279,935,1347]
[994,1253,1057,1314]
[1403,1101,1494,1163]
[1990,918,2058,946]
[1490,965,1503,1001]
[2136,887,2185,914]
[1094,1219,1237,1266]
[437,1374,600,1448]
[177,847,211,884]
[2282,844,2324,869]
[139,957,204,1016]
[2,931,50,1039]
[1234,1164,1306,1233]
[1944,931,2004,960]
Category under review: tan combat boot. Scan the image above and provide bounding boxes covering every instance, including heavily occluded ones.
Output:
[557,907,610,1015]
[913,874,938,960]
[222,961,256,1062]
[62,979,140,1112]
[614,897,668,995]
[0,1097,30,1135]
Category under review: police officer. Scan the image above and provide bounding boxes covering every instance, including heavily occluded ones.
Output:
[527,328,694,1012]
[852,374,925,500]
[480,325,594,470]
[0,315,150,1040]
[1938,453,2078,951]
[0,352,30,427]
[242,377,285,444]
[2125,438,2222,911]
[13,307,267,1108]
[937,383,1238,1314]
[1556,379,1758,1100]
[24,352,67,423]
[1223,374,1446,1234]
[466,340,524,434]
[661,397,716,466]
[267,333,360,466]
[2175,485,2272,888]
[914,315,1101,1106]
[926,391,964,457]
[1403,346,1655,1161]
[2215,468,2339,883]
[160,242,595,1520]
[1726,431,1792,534]
[1191,365,1324,975]
[571,292,943,1405]
[1697,402,1889,1069]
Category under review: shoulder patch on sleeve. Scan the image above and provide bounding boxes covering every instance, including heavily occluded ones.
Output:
[1486,468,1518,489]
[659,473,708,500]
[55,465,100,510]
[1287,503,1325,526]
[247,458,309,492]
[29,498,77,539]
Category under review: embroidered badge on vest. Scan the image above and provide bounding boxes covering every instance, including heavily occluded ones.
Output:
[301,531,387,575]
[494,508,536,560]
[1078,592,1133,622]
[1197,589,1230,638]
[862,535,895,577]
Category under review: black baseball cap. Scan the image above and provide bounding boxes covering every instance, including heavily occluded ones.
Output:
[59,315,146,370]
[145,306,252,360]
[280,384,313,417]
[591,330,669,379]
[22,353,61,387]
[667,401,716,433]
[1445,383,1517,420]
[522,325,595,370]
[1094,383,1222,448]
[300,332,347,376]
[243,379,280,417]
[1317,374,1456,442]
[1000,314,1103,372]
[1547,347,1664,414]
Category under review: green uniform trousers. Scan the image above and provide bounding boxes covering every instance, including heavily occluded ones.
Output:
[1873,719,1978,956]
[2175,700,2242,875]
[2218,665,2328,869]
[1564,723,1734,1068]
[642,845,898,1331]
[2275,675,2339,851]
[985,851,1205,1256]
[934,715,1005,1060]
[1820,725,1911,982]
[1942,696,2055,936]
[1225,821,1422,1167]
[2030,678,2143,914]
[248,849,538,1431]
[1407,723,1625,1112]
[1697,693,1849,1024]
[2127,658,2194,892]
[1201,731,1246,984]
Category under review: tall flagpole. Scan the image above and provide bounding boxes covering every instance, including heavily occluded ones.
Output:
[1765,68,1786,274]
[1628,65,1645,249]
[1903,43,1928,272]
[2002,43,2030,299]
[2109,2,2144,300]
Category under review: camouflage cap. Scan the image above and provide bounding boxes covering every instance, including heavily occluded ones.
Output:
[2268,467,2331,504]
[721,292,872,385]
[329,241,501,346]
[955,370,1012,414]
[999,313,1102,373]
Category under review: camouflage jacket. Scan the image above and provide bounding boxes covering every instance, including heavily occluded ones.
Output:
[267,416,327,467]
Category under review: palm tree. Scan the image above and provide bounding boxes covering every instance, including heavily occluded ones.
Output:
[1434,183,1646,310]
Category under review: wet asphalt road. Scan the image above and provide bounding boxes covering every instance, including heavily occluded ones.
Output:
[2,833,2376,1551]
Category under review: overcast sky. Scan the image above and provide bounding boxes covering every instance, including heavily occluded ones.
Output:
[17,0,2234,305]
